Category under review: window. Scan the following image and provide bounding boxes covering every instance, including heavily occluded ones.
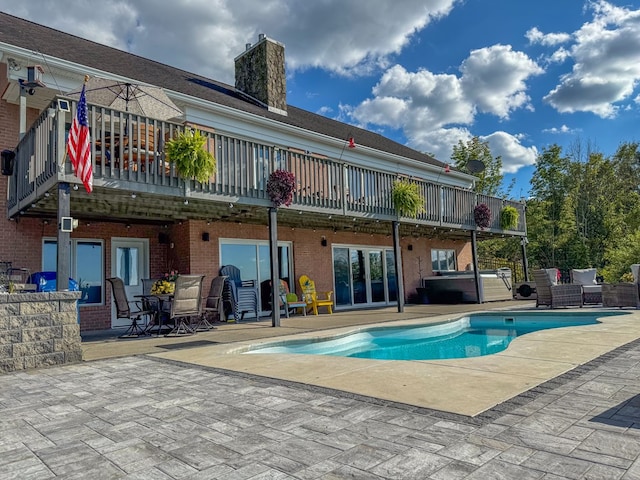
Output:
[43,239,104,306]
[220,239,293,313]
[431,249,456,272]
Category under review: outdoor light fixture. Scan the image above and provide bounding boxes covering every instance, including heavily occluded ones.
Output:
[7,57,21,71]
[60,217,78,232]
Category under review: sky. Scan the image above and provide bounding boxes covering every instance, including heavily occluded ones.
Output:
[2,0,640,198]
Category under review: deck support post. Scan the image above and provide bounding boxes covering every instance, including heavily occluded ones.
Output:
[521,237,530,282]
[269,207,280,327]
[392,220,405,313]
[56,182,71,291]
[471,229,483,303]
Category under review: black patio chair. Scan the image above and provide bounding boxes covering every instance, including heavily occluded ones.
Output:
[106,277,154,338]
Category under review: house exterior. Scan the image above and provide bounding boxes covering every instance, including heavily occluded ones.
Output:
[0,13,526,332]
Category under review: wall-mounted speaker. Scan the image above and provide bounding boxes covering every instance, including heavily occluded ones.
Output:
[158,232,170,244]
[202,232,210,242]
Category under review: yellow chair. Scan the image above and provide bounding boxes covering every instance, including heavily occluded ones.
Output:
[298,275,334,315]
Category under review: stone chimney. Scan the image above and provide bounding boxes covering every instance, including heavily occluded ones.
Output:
[234,34,287,115]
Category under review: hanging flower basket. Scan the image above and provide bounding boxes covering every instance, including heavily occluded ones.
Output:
[474,203,491,229]
[392,179,425,218]
[165,128,216,183]
[267,169,296,207]
[500,205,519,230]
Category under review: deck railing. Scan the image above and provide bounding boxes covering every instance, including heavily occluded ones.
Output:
[7,97,526,235]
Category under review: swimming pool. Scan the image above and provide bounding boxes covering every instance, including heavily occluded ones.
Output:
[247,312,620,360]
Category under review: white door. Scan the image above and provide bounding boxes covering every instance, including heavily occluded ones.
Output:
[110,238,149,327]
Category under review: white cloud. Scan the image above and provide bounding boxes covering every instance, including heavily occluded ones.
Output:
[460,45,544,118]
[525,26,571,46]
[480,132,538,173]
[350,46,542,173]
[543,0,640,117]
[0,0,458,83]
[542,124,578,134]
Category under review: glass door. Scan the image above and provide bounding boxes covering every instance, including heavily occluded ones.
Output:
[336,246,395,307]
[220,240,292,316]
[110,238,148,327]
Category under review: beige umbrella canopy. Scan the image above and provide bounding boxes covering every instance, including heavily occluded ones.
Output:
[69,76,183,121]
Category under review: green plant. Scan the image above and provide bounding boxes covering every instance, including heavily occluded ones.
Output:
[392,179,425,218]
[500,205,519,230]
[166,128,216,183]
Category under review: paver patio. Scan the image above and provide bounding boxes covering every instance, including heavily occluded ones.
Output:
[2,301,640,478]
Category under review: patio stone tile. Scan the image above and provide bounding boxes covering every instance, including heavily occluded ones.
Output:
[569,448,633,469]
[330,444,397,470]
[583,463,625,480]
[496,445,535,465]
[370,448,451,479]
[429,460,477,480]
[521,451,592,479]
[321,464,386,479]
[495,427,580,455]
[437,441,501,465]
[578,429,640,460]
[463,459,545,479]
[265,437,342,467]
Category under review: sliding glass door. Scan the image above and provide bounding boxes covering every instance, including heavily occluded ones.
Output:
[220,239,292,316]
[333,246,397,308]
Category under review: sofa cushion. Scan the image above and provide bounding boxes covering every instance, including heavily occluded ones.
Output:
[545,268,559,285]
[571,268,597,285]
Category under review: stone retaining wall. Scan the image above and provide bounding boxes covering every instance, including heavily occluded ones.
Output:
[0,291,82,373]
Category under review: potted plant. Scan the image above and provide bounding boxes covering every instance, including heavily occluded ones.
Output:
[474,203,491,229]
[165,128,216,183]
[392,179,425,218]
[500,205,519,230]
[267,169,296,207]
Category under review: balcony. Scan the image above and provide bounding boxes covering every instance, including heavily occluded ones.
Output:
[7,98,526,238]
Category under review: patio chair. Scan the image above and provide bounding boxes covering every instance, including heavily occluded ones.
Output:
[197,275,227,330]
[140,278,171,334]
[268,279,307,318]
[166,274,205,336]
[532,269,583,309]
[280,279,307,317]
[570,268,602,305]
[602,264,640,308]
[219,265,258,322]
[106,277,154,338]
[299,274,334,315]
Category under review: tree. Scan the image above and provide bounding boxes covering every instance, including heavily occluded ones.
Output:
[451,136,504,196]
[526,144,572,269]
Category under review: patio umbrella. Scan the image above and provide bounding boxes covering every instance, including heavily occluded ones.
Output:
[68,76,183,121]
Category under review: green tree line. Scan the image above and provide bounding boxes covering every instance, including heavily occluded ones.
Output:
[451,137,640,282]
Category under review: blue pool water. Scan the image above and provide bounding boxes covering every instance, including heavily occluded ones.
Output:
[247,312,619,360]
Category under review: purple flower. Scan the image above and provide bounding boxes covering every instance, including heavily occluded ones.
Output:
[267,169,296,207]
[474,203,491,229]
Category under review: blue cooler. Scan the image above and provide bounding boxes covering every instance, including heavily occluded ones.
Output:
[29,272,79,292]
